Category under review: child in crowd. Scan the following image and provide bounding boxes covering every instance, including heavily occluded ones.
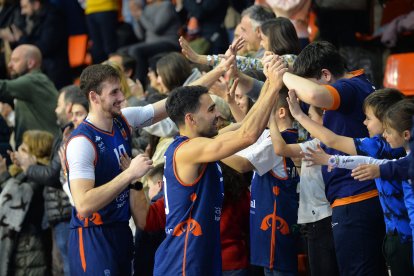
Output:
[133,164,165,276]
[268,103,339,276]
[222,88,300,276]
[290,92,413,276]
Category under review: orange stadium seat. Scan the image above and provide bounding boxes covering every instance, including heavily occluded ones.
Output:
[308,11,319,42]
[383,53,414,96]
[68,34,90,68]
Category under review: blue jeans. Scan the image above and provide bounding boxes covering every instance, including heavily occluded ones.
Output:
[264,268,296,276]
[53,221,71,276]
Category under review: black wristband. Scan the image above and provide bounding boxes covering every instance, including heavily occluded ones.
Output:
[129,181,143,191]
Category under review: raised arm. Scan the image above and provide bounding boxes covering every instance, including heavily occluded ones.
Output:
[283,72,334,109]
[267,107,301,157]
[189,55,236,88]
[210,78,246,122]
[180,36,245,67]
[179,57,287,165]
[287,90,357,155]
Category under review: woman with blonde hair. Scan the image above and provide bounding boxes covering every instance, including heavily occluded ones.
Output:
[0,130,54,276]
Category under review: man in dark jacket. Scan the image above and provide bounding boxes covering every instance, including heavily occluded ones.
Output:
[14,84,85,276]
[13,0,71,89]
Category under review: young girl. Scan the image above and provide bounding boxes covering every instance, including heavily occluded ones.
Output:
[305,99,414,273]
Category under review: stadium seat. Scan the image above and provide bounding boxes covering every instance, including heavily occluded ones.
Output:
[383,53,414,96]
[68,34,90,68]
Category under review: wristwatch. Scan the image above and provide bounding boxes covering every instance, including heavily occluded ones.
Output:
[328,155,339,169]
[129,181,143,191]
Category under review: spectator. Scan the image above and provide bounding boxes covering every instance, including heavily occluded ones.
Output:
[0,44,60,147]
[282,41,386,275]
[178,0,230,54]
[11,84,85,276]
[84,0,118,63]
[8,0,72,89]
[120,0,181,86]
[239,4,275,58]
[0,130,54,276]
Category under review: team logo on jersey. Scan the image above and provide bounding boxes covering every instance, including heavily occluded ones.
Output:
[260,214,290,235]
[120,128,128,141]
[173,218,203,237]
[95,136,105,152]
[77,212,104,227]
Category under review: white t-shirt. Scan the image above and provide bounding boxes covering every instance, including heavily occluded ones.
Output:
[297,138,332,224]
[66,105,155,181]
[236,129,288,177]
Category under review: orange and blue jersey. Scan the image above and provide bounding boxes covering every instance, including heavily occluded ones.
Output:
[322,70,377,205]
[154,136,224,276]
[354,135,411,242]
[67,116,133,275]
[250,130,299,272]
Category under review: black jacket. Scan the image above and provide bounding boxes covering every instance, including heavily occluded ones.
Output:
[17,3,71,89]
[26,135,71,225]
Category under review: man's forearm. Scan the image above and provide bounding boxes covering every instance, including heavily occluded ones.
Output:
[189,66,226,88]
[73,170,134,218]
[130,189,150,229]
[283,72,333,108]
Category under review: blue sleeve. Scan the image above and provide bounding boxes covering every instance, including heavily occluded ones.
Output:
[379,156,410,181]
[354,136,406,159]
[328,79,358,113]
[354,136,381,158]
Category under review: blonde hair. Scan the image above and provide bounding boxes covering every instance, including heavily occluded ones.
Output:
[9,130,54,176]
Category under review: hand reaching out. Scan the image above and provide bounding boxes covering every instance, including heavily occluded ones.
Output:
[286,90,306,119]
[224,36,244,57]
[351,164,380,181]
[266,55,288,90]
[303,144,332,170]
[179,36,202,64]
[210,77,239,104]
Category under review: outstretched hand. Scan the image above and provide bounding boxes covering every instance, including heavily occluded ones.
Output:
[303,144,332,170]
[179,36,201,64]
[224,36,244,57]
[266,55,288,90]
[286,90,305,119]
[351,164,380,181]
[210,77,239,105]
